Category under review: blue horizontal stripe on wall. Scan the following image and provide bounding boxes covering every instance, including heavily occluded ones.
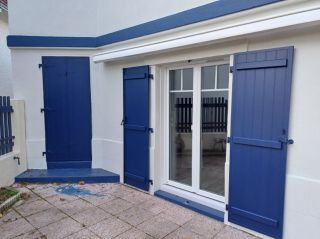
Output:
[7,36,97,48]
[7,0,283,48]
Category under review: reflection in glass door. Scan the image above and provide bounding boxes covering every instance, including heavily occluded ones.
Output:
[169,68,193,186]
[167,63,229,199]
[200,65,229,196]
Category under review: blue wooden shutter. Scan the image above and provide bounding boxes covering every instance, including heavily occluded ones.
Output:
[228,47,294,239]
[123,65,151,191]
[42,57,92,169]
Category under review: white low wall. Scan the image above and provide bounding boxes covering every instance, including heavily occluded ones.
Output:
[0,100,27,187]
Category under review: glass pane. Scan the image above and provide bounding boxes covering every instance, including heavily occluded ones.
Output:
[169,69,181,91]
[201,66,216,90]
[217,64,229,89]
[183,68,193,90]
[200,91,228,195]
[169,92,193,186]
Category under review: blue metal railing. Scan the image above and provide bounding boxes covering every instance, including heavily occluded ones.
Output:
[0,96,14,156]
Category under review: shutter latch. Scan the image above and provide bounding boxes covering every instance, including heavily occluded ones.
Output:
[279,137,294,145]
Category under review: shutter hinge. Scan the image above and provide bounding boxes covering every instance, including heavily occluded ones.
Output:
[38,64,43,69]
[226,204,229,211]
[42,152,47,157]
[149,179,153,185]
[230,66,234,73]
[149,128,154,133]
[41,107,52,113]
[149,74,154,80]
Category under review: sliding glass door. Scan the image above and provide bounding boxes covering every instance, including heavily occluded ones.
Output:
[168,62,229,200]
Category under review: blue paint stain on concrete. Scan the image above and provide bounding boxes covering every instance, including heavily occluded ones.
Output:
[55,185,105,197]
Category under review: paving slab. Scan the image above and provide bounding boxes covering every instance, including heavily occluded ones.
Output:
[26,207,67,229]
[99,198,134,215]
[117,205,156,226]
[71,206,111,226]
[64,229,101,239]
[0,218,34,239]
[88,217,132,239]
[21,191,42,203]
[137,214,180,239]
[80,193,115,206]
[38,217,83,239]
[14,229,45,239]
[138,197,170,214]
[0,209,21,226]
[45,193,78,207]
[7,183,260,239]
[160,204,196,226]
[215,226,259,239]
[182,214,224,238]
[29,184,58,198]
[56,198,94,216]
[14,199,53,217]
[121,190,152,204]
[115,228,154,239]
[164,227,204,239]
[78,183,115,193]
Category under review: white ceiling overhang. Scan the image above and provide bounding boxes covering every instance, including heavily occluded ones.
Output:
[93,6,320,63]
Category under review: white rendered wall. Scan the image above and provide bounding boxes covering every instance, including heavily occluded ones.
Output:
[8,2,320,238]
[91,29,320,238]
[0,10,12,96]
[248,30,320,239]
[10,49,98,169]
[8,0,99,36]
[8,0,214,37]
[96,0,214,35]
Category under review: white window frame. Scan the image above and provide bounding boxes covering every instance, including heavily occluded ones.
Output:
[164,60,230,203]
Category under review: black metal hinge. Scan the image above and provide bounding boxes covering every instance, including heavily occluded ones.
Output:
[149,128,154,133]
[149,179,153,185]
[42,152,47,157]
[38,64,43,69]
[227,137,231,143]
[149,74,154,80]
[226,204,229,211]
[230,66,234,73]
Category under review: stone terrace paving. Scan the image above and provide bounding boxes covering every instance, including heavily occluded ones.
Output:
[0,183,260,239]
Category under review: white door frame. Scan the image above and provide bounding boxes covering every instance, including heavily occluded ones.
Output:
[163,60,230,203]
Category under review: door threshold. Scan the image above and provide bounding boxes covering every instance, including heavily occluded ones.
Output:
[155,185,225,221]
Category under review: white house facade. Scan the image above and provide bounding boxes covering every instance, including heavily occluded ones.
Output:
[0,0,12,96]
[6,0,320,238]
